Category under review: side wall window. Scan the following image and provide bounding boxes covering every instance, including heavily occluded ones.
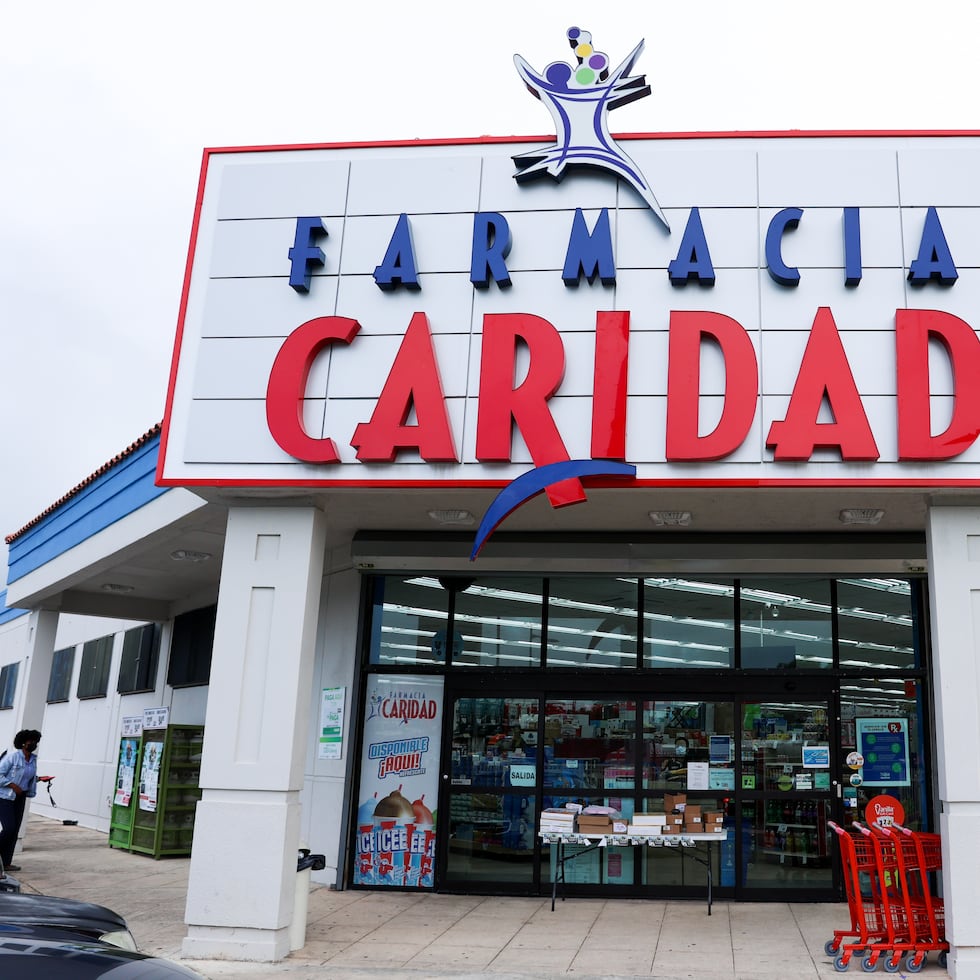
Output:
[117,624,162,694]
[47,647,75,702]
[0,662,19,709]
[77,636,113,699]
[167,605,217,688]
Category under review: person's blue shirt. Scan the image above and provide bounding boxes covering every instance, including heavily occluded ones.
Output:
[0,750,37,801]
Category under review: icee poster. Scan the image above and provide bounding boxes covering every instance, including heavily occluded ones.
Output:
[354,675,444,888]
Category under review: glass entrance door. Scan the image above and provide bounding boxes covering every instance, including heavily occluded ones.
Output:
[439,693,540,891]
[738,696,838,898]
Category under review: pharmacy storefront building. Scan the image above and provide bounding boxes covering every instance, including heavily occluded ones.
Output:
[8,29,980,977]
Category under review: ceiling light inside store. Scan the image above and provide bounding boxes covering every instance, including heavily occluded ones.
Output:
[427,510,474,526]
[170,549,213,562]
[649,511,692,527]
[839,508,885,525]
[101,583,135,593]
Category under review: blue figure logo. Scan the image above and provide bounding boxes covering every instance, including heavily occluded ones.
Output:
[513,27,670,230]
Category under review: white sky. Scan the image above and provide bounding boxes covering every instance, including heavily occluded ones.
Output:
[1,1,976,579]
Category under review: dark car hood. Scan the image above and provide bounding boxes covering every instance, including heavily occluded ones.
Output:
[0,935,205,978]
[0,892,127,937]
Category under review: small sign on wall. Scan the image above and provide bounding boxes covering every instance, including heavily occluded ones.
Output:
[143,706,170,730]
[121,715,143,737]
[319,687,346,760]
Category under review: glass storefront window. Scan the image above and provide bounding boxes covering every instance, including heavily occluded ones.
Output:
[741,699,831,791]
[840,678,927,830]
[546,578,639,668]
[444,792,536,883]
[643,578,735,668]
[544,698,636,792]
[360,573,931,902]
[740,578,832,669]
[642,700,735,792]
[836,578,918,670]
[369,576,449,666]
[452,579,543,668]
[449,697,538,788]
[539,793,635,886]
[638,795,729,888]
[741,799,834,891]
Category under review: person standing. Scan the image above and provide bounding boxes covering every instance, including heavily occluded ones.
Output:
[0,729,41,872]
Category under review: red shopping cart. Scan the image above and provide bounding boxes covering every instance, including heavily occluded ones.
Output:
[875,822,947,972]
[825,819,948,972]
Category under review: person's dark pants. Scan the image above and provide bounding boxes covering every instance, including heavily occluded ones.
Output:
[0,795,26,866]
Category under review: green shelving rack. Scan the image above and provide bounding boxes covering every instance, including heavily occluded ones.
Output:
[109,724,204,858]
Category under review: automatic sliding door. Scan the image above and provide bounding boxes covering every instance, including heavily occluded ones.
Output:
[442,694,538,888]
[739,698,835,896]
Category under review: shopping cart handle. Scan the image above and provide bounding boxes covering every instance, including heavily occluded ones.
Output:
[851,821,872,837]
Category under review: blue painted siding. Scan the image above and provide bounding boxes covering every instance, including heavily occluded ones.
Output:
[7,434,167,585]
[0,591,29,626]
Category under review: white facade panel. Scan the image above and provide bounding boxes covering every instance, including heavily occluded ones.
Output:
[347,155,482,216]
[628,143,759,208]
[759,268,907,331]
[201,276,340,339]
[335,273,475,336]
[898,148,980,206]
[757,147,900,207]
[215,160,351,220]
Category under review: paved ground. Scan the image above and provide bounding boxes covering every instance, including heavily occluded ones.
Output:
[5,815,951,978]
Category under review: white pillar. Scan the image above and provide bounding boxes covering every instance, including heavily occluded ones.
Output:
[14,609,58,853]
[16,609,59,734]
[182,506,326,962]
[926,505,980,979]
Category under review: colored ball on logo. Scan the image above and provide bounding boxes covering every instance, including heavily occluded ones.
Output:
[589,54,607,71]
[575,43,593,59]
[567,26,581,41]
[545,62,573,88]
[575,66,596,85]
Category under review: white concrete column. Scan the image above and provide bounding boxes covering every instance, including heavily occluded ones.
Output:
[16,609,59,734]
[182,506,326,962]
[16,609,58,852]
[926,505,980,979]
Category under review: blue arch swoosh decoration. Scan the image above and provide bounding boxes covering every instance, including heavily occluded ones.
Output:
[470,459,637,560]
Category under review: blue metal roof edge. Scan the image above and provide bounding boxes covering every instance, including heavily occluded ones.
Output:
[0,591,29,626]
[7,432,167,585]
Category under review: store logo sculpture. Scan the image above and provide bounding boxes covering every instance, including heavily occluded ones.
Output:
[513,27,670,230]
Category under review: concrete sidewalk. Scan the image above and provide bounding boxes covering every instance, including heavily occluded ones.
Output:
[9,815,949,978]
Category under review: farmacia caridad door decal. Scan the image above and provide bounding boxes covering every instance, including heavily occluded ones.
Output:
[354,676,444,887]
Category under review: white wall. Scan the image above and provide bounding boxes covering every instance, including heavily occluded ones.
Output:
[301,555,361,885]
[23,613,211,831]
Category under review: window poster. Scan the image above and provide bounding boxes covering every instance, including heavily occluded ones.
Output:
[855,717,911,787]
[354,675,444,888]
[114,737,138,807]
[138,739,162,812]
[318,686,345,760]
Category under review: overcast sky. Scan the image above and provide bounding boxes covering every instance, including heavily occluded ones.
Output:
[1,1,976,581]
